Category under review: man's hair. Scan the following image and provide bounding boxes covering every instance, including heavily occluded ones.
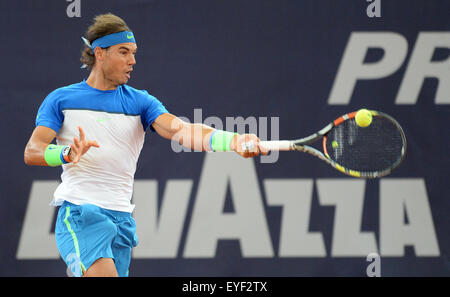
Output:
[80,13,131,71]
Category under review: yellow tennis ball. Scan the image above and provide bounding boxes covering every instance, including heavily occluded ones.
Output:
[355,109,372,127]
[332,140,338,149]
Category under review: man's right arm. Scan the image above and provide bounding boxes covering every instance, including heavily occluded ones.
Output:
[24,126,58,166]
[24,125,99,166]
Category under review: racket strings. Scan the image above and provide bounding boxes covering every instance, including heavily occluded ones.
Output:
[326,117,404,172]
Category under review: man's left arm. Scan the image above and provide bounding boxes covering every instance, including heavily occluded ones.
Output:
[151,113,267,158]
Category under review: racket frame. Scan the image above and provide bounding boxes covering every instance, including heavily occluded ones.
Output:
[260,110,406,178]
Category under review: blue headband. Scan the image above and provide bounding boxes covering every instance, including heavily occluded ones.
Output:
[87,31,136,54]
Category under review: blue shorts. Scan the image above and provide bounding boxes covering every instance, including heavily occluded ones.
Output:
[55,201,138,277]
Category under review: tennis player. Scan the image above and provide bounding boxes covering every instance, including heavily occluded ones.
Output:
[24,13,267,277]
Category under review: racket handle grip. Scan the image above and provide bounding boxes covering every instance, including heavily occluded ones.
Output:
[259,141,293,151]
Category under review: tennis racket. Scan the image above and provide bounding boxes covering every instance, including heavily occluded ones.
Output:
[243,110,406,178]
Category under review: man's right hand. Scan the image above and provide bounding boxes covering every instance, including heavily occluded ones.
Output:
[69,126,100,164]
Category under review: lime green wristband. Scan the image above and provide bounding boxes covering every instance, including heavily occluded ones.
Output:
[210,130,237,152]
[44,144,68,167]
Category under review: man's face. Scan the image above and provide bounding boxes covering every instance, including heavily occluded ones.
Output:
[99,42,137,86]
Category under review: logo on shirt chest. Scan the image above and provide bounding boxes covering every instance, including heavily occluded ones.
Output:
[96,117,112,123]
